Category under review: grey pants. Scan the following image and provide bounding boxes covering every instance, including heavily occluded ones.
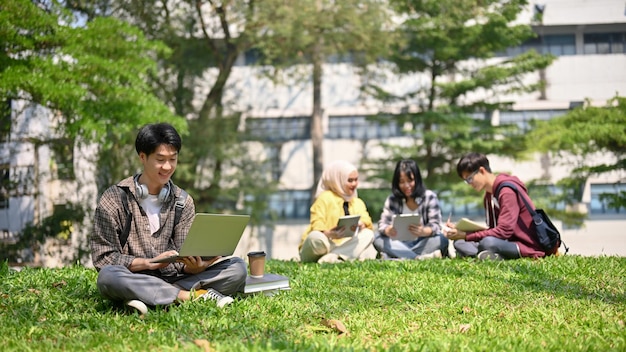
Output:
[454,236,521,259]
[96,257,247,306]
[373,233,449,259]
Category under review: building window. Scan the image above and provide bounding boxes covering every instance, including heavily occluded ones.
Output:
[244,48,263,66]
[0,100,10,143]
[51,139,75,180]
[584,32,626,54]
[589,183,625,214]
[498,34,575,57]
[327,115,402,140]
[498,109,567,131]
[543,35,576,56]
[268,190,311,219]
[266,145,282,182]
[438,199,484,219]
[0,164,9,209]
[245,117,311,141]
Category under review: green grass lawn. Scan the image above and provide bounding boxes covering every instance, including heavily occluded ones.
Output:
[1,255,625,351]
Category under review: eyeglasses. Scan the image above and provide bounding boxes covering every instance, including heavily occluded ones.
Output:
[463,169,479,184]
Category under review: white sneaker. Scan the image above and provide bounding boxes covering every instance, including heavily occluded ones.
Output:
[197,288,234,308]
[125,300,148,315]
[477,250,503,261]
[416,250,443,260]
[317,253,342,263]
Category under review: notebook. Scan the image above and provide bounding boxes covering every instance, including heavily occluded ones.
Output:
[150,213,250,263]
[243,273,291,294]
[455,218,488,232]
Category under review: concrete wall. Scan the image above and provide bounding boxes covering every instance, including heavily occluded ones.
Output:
[221,52,626,119]
[1,100,99,266]
[544,55,626,103]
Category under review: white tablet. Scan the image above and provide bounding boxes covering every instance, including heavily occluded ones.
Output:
[391,213,421,242]
[335,215,361,238]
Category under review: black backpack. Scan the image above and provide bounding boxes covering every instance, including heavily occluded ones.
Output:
[118,186,188,248]
[495,182,569,255]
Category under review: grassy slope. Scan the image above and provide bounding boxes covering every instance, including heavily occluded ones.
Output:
[1,256,625,351]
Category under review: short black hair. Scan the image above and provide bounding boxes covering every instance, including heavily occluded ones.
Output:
[456,152,491,177]
[391,159,426,200]
[135,123,182,156]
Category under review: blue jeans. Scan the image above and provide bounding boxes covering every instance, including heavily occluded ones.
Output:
[454,236,521,259]
[373,233,449,259]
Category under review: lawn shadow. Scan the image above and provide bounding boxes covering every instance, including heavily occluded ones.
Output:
[406,255,626,306]
[295,256,626,306]
[498,256,626,305]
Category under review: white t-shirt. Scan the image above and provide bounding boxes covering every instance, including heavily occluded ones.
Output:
[402,201,419,215]
[139,195,162,234]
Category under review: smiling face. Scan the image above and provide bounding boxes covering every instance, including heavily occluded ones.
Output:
[398,172,415,198]
[139,144,178,193]
[344,170,359,197]
[461,167,486,192]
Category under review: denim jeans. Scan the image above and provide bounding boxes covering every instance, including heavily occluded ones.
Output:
[454,236,521,259]
[373,233,449,259]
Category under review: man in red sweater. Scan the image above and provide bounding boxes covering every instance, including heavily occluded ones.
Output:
[444,152,552,260]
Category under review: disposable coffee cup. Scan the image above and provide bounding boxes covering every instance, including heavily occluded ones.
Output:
[247,251,266,278]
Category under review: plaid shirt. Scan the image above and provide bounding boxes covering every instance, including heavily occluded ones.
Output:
[90,176,195,277]
[377,189,443,236]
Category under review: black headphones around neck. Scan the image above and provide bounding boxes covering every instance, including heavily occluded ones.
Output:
[134,174,171,204]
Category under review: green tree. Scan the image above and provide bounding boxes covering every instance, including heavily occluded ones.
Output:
[254,0,395,196]
[0,0,186,262]
[0,0,185,142]
[65,1,278,225]
[527,96,626,210]
[363,0,554,205]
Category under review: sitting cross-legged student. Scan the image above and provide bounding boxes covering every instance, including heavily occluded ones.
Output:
[90,123,247,314]
[299,160,377,263]
[374,159,449,260]
[444,152,555,260]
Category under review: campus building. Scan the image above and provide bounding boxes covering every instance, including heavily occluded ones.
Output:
[229,0,626,258]
[0,100,98,265]
[1,0,624,264]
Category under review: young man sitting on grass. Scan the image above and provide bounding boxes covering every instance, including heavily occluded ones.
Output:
[90,123,247,314]
[443,152,555,260]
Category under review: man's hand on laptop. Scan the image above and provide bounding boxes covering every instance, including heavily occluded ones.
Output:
[181,256,223,274]
[143,250,180,269]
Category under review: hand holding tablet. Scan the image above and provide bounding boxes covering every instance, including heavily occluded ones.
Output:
[391,213,422,241]
[334,215,361,238]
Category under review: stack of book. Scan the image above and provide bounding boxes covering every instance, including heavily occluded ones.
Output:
[242,273,291,297]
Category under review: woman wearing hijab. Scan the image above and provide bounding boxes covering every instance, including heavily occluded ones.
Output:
[299,160,376,263]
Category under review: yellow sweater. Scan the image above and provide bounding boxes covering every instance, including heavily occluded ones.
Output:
[299,190,373,248]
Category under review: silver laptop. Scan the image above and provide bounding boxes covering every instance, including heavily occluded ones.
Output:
[151,213,250,263]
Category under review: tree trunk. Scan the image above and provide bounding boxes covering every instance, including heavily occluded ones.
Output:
[310,38,324,200]
[184,49,238,206]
